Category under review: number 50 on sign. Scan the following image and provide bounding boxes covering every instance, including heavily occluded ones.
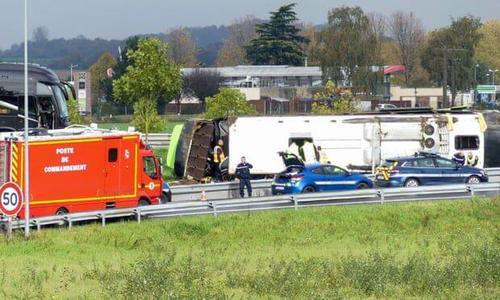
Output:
[0,182,24,217]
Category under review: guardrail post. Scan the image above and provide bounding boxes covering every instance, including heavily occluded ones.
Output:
[211,202,217,217]
[65,216,72,229]
[101,213,106,227]
[467,185,475,199]
[292,196,298,210]
[378,190,385,204]
[36,221,41,232]
[135,208,141,223]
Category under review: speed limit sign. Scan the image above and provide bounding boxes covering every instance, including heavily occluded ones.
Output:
[0,182,23,217]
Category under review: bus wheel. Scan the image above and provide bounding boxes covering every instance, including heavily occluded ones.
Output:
[138,199,150,206]
[55,207,69,215]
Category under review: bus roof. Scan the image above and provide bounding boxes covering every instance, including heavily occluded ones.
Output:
[0,63,60,84]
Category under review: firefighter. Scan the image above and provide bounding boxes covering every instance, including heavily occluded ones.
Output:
[213,139,225,182]
[452,151,465,166]
[466,152,479,167]
[236,156,253,197]
[317,146,330,164]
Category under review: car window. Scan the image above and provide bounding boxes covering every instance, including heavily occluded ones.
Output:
[417,158,435,168]
[311,167,323,175]
[323,166,347,176]
[435,158,456,168]
[402,160,417,167]
[286,166,304,174]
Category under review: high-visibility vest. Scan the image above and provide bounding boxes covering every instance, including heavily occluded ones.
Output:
[320,150,329,164]
[213,145,225,163]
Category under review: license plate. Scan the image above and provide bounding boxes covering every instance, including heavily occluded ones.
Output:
[376,175,385,180]
[275,186,285,190]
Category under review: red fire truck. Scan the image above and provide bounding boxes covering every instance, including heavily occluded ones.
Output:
[0,128,163,218]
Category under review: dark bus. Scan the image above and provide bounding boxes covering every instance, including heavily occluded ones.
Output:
[0,63,72,131]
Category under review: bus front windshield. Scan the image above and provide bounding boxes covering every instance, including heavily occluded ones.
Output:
[49,84,68,118]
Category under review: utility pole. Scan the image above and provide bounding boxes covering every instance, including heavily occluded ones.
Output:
[442,48,448,107]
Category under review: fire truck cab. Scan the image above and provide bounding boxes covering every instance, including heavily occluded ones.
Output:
[0,127,163,218]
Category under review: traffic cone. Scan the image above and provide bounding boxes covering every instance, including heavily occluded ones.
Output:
[200,189,208,201]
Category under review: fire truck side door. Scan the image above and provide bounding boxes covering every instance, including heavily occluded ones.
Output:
[104,138,121,196]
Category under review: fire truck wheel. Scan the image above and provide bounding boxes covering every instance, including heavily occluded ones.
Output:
[138,199,150,206]
[55,207,69,215]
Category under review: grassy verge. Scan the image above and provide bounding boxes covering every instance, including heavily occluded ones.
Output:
[0,198,498,298]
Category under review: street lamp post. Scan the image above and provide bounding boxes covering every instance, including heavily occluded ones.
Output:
[24,0,30,238]
[489,69,498,85]
[70,64,78,82]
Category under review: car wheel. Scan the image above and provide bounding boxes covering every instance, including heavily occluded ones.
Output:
[161,192,171,203]
[302,186,316,193]
[404,178,419,187]
[466,175,481,184]
[356,182,369,189]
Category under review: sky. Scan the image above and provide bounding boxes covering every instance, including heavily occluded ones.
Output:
[1,0,499,50]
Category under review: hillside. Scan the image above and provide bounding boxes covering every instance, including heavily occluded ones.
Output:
[0,198,498,298]
[0,25,230,69]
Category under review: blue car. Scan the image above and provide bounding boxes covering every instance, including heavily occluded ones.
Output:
[375,152,488,188]
[271,154,374,195]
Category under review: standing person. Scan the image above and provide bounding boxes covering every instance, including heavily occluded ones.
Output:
[236,156,253,197]
[452,151,465,166]
[318,146,330,164]
[213,139,225,182]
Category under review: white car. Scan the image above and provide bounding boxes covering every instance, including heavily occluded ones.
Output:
[375,103,398,111]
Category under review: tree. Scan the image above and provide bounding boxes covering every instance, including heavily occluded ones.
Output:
[113,38,182,136]
[131,98,166,133]
[114,36,140,79]
[32,26,49,42]
[475,20,500,71]
[421,16,482,106]
[183,68,224,109]
[205,88,256,118]
[166,27,198,67]
[216,16,259,66]
[388,11,426,85]
[245,3,307,65]
[311,80,359,114]
[89,52,117,105]
[301,23,321,66]
[319,6,378,89]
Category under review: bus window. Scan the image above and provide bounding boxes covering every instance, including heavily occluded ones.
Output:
[455,136,479,150]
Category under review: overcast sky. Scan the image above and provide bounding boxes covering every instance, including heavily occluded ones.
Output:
[1,0,499,49]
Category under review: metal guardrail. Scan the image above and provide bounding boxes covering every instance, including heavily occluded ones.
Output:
[170,168,500,202]
[3,182,499,231]
[141,133,171,148]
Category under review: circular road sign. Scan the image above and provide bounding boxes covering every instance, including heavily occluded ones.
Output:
[0,182,24,217]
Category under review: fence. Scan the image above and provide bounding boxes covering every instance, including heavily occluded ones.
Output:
[142,133,171,149]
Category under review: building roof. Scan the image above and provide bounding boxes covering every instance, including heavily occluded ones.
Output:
[182,65,322,78]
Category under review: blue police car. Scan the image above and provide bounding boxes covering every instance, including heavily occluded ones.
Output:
[271,153,374,195]
[375,152,488,188]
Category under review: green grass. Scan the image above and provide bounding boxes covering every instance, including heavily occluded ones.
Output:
[0,198,498,298]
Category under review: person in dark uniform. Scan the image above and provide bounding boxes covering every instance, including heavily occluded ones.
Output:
[452,151,465,166]
[236,156,253,198]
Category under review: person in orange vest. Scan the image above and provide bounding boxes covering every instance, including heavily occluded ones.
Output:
[213,139,225,182]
